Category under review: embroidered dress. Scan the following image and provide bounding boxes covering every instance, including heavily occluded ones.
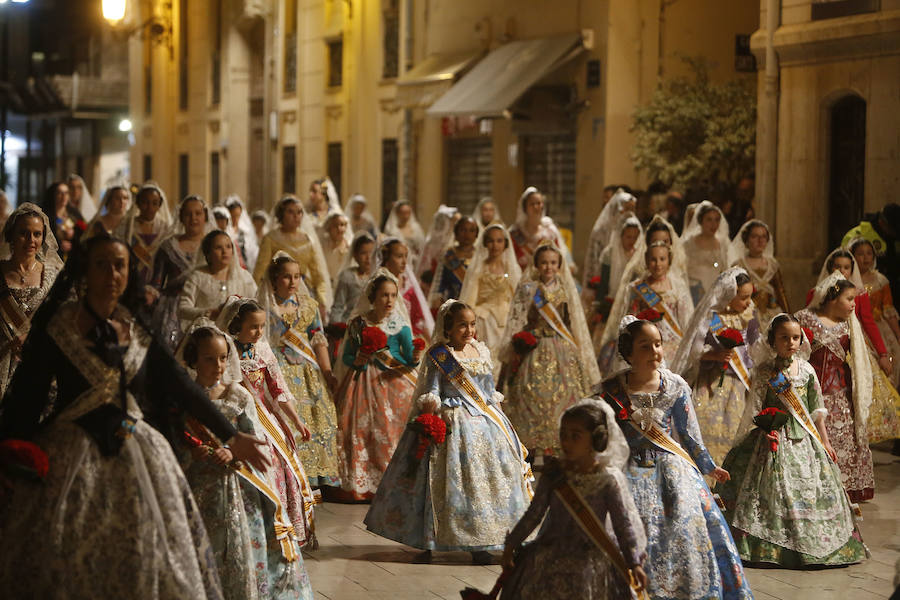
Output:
[500,464,644,600]
[237,340,316,546]
[254,230,331,309]
[336,313,417,499]
[364,340,532,551]
[267,294,340,487]
[467,271,515,367]
[862,270,900,439]
[509,223,566,271]
[685,236,728,305]
[690,306,760,468]
[428,247,470,306]
[0,302,229,599]
[330,267,367,325]
[796,310,875,502]
[503,280,590,451]
[735,256,790,325]
[0,261,60,396]
[151,237,198,349]
[716,358,866,566]
[179,268,258,331]
[599,369,753,600]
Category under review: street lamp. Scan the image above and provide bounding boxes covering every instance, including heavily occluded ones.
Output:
[101,0,126,24]
[102,0,172,58]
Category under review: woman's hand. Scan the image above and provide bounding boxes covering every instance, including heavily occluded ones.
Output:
[878,355,892,376]
[293,420,312,442]
[765,430,779,443]
[824,442,837,463]
[353,351,370,367]
[422,397,440,415]
[704,349,735,362]
[322,370,338,393]
[631,565,648,593]
[211,447,233,467]
[228,433,270,472]
[710,467,730,483]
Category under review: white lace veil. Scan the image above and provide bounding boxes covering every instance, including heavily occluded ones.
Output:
[416,204,459,278]
[175,317,244,386]
[847,236,880,273]
[671,265,748,376]
[224,195,260,268]
[321,177,344,214]
[384,200,425,259]
[189,228,253,294]
[338,230,377,274]
[0,202,64,271]
[514,186,573,265]
[375,236,434,336]
[256,250,316,345]
[344,194,379,236]
[728,219,774,266]
[682,200,729,247]
[806,271,872,442]
[160,195,216,246]
[84,182,131,238]
[588,188,637,253]
[268,195,334,308]
[472,196,502,231]
[748,312,812,369]
[816,247,864,290]
[67,173,97,221]
[459,223,522,309]
[250,210,271,238]
[117,181,173,244]
[605,213,644,300]
[498,241,601,385]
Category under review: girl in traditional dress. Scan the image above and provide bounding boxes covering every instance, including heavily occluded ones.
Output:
[150,195,214,349]
[416,204,459,281]
[617,215,690,296]
[224,195,260,271]
[66,173,97,222]
[499,399,648,600]
[179,230,258,329]
[0,234,270,598]
[428,216,478,309]
[116,181,172,286]
[472,196,501,233]
[344,194,379,238]
[851,237,900,387]
[365,300,533,564]
[260,253,340,488]
[796,273,875,502]
[458,223,522,372]
[251,210,271,241]
[599,317,753,600]
[683,201,730,304]
[335,269,420,500]
[378,237,434,337]
[254,195,332,317]
[84,184,130,240]
[672,267,760,467]
[583,188,637,288]
[331,232,375,325]
[321,212,350,285]
[0,203,63,396]
[42,181,80,262]
[599,240,694,375]
[729,219,790,324]
[383,199,426,263]
[217,297,317,547]
[508,187,572,271]
[717,313,867,567]
[500,242,600,453]
[178,323,314,600]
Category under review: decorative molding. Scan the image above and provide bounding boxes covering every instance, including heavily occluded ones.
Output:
[379,97,401,114]
[283,111,297,124]
[209,120,220,133]
[325,104,343,119]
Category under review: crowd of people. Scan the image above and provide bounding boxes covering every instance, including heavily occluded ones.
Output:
[0,175,898,599]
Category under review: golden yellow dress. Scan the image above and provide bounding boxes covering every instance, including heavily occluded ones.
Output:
[254,230,330,308]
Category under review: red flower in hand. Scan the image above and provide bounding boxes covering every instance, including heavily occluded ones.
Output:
[716,328,745,347]
[75,220,88,232]
[411,414,448,460]
[588,276,603,291]
[0,439,49,479]
[359,326,388,355]
[636,309,663,323]
[412,338,425,352]
[512,331,538,355]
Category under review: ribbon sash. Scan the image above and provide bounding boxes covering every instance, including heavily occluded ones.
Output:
[555,482,646,600]
[766,371,827,451]
[634,282,683,338]
[281,323,320,370]
[709,312,752,390]
[373,348,418,387]
[533,287,577,348]
[605,384,701,473]
[184,417,300,561]
[428,345,532,490]
[0,290,30,343]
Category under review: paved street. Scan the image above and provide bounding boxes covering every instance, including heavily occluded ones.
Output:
[302,445,899,599]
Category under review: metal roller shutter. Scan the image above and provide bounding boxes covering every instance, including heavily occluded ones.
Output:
[523,133,576,232]
[445,137,492,216]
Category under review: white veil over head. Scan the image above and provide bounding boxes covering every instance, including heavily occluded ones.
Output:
[338,229,377,274]
[588,188,637,251]
[748,312,812,368]
[0,202,64,271]
[268,195,334,308]
[84,182,132,238]
[175,316,244,385]
[214,295,263,339]
[344,193,379,236]
[250,210,271,237]
[67,173,97,221]
[117,181,173,252]
[212,206,231,229]
[513,186,572,265]
[671,265,748,376]
[256,250,317,343]
[321,210,352,246]
[375,236,434,335]
[499,240,601,385]
[682,200,729,245]
[728,219,774,267]
[816,247,864,290]
[472,196,502,230]
[224,194,260,266]
[459,223,521,309]
[321,177,344,214]
[416,204,460,278]
[162,195,215,244]
[384,200,425,259]
[847,236,878,272]
[605,213,644,299]
[190,228,252,285]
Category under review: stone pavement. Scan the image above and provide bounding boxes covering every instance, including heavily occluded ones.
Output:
[302,446,899,599]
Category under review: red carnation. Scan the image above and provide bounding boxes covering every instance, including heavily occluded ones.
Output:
[753,407,790,459]
[410,413,448,461]
[636,308,663,323]
[75,220,88,232]
[412,338,426,352]
[588,276,603,292]
[359,326,388,355]
[512,331,538,355]
[0,439,49,480]
[716,328,745,347]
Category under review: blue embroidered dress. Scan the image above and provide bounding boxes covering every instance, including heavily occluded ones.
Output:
[599,368,753,600]
[364,340,533,551]
[430,248,470,306]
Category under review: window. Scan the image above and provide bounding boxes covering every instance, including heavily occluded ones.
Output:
[734,35,756,72]
[811,0,879,20]
[522,134,576,232]
[178,153,189,200]
[381,138,398,208]
[179,0,188,111]
[327,142,342,199]
[210,152,220,203]
[282,145,296,194]
[327,38,343,88]
[211,0,221,105]
[382,0,399,79]
[143,154,152,181]
[445,138,492,216]
[284,1,298,93]
[144,39,152,114]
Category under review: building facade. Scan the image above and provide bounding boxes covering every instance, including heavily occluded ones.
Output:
[127,0,757,262]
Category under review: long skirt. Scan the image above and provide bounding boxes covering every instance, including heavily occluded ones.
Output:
[691,367,748,468]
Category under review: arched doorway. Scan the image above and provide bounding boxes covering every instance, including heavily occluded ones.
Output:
[828,95,866,249]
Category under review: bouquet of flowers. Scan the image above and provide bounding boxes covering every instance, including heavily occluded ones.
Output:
[753,407,790,463]
[588,276,603,292]
[409,413,448,465]
[714,328,745,386]
[412,337,426,354]
[512,331,538,356]
[359,326,388,357]
[636,308,663,323]
[0,439,49,481]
